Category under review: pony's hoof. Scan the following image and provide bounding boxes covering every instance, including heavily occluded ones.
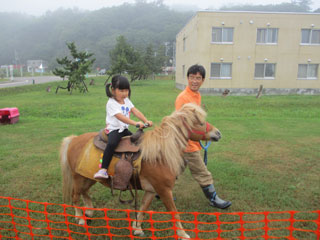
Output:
[85,214,92,225]
[133,229,144,236]
[178,236,190,240]
[178,233,190,239]
[78,218,86,225]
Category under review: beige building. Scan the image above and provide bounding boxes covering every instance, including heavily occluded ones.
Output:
[175,11,320,95]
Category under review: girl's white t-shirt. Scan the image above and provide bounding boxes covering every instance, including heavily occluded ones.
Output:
[106,97,134,133]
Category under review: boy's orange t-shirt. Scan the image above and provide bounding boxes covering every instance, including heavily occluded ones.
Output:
[175,86,202,153]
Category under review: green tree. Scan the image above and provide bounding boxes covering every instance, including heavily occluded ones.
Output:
[108,36,135,76]
[154,44,168,74]
[127,43,167,81]
[143,44,156,78]
[143,44,168,78]
[108,36,147,82]
[108,36,169,82]
[127,49,147,81]
[53,42,95,94]
[294,0,312,11]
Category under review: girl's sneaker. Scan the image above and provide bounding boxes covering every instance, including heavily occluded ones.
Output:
[94,169,109,179]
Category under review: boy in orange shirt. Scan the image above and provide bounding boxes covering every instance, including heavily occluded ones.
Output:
[175,64,231,209]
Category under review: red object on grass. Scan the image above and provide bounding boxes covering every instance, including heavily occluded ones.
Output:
[0,107,20,124]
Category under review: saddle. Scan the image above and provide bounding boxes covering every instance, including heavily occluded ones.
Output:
[93,129,144,193]
[93,129,141,153]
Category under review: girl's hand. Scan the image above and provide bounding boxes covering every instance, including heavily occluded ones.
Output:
[145,120,153,127]
[135,121,145,129]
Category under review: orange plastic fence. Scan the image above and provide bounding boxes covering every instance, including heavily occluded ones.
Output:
[0,196,319,240]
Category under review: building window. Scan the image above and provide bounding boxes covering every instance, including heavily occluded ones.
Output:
[212,27,233,43]
[183,37,186,52]
[254,63,276,79]
[298,64,318,79]
[257,28,278,44]
[210,63,232,78]
[301,29,320,44]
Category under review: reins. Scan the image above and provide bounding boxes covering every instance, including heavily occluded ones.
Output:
[200,140,211,166]
[180,116,211,165]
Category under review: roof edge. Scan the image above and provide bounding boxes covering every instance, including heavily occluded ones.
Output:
[197,10,320,15]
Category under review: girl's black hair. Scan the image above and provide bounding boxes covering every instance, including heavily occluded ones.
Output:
[106,75,131,98]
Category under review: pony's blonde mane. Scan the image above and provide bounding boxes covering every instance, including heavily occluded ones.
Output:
[140,103,207,176]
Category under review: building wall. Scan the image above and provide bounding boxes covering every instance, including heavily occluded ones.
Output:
[175,11,320,95]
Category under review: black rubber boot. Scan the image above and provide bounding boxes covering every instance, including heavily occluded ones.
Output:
[202,184,231,209]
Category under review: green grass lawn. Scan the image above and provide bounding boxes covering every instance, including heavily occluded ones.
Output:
[0,76,319,239]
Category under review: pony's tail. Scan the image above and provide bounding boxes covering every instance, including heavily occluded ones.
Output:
[60,135,76,204]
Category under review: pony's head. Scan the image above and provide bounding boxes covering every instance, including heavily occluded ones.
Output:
[178,103,222,142]
[140,103,221,177]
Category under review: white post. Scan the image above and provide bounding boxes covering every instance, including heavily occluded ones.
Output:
[6,65,9,78]
[39,63,43,76]
[10,65,14,81]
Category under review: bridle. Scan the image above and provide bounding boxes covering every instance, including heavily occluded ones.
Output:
[191,122,210,140]
[181,117,210,140]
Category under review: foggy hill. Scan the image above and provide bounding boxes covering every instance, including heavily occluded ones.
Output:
[0,0,316,70]
[0,2,193,69]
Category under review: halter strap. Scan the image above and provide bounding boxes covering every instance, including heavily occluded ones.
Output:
[190,122,209,140]
[181,117,209,140]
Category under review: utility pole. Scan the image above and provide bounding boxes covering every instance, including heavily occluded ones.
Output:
[14,50,23,77]
[172,41,176,68]
[164,42,170,57]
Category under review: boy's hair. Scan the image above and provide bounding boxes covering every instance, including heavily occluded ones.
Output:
[187,64,206,79]
[106,75,131,98]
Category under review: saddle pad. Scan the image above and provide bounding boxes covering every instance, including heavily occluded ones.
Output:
[76,138,142,181]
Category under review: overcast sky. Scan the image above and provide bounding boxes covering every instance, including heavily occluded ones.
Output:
[1,0,319,16]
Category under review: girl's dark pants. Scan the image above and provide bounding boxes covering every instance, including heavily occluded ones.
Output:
[102,129,132,169]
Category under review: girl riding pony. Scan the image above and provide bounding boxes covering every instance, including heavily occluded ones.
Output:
[94,75,152,179]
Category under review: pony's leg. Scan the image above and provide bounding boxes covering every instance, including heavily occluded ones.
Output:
[132,190,156,236]
[156,189,190,239]
[72,176,95,225]
[82,180,96,219]
[72,183,86,225]
[141,164,190,239]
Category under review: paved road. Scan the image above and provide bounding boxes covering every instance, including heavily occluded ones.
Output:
[0,76,64,88]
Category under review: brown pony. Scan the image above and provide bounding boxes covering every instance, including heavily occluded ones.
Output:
[60,103,222,239]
